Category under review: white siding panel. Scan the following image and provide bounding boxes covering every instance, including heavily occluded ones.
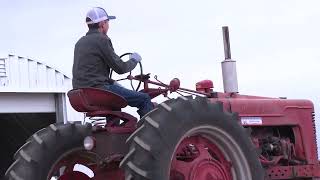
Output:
[0,54,82,122]
[47,67,55,89]
[8,55,19,87]
[28,59,37,88]
[64,78,71,89]
[37,63,47,88]
[4,57,10,86]
[56,72,63,88]
[0,59,5,76]
[0,58,7,86]
[0,54,71,92]
[66,96,84,122]
[0,93,56,113]
[18,56,29,88]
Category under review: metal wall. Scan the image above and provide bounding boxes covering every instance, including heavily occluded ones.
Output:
[0,54,83,122]
[0,54,71,92]
[0,54,84,178]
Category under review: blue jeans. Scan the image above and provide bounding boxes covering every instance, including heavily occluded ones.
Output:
[103,84,154,117]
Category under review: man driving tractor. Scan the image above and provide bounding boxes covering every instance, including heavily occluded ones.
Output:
[72,7,154,117]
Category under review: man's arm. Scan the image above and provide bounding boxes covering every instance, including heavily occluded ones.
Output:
[99,36,137,74]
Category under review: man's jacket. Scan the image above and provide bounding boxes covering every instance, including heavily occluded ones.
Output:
[72,29,137,89]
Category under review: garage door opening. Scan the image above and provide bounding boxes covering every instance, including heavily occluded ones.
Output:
[0,113,55,178]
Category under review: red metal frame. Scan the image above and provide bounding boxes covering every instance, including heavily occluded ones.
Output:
[212,95,318,179]
[67,88,136,180]
[67,75,320,179]
[138,76,320,179]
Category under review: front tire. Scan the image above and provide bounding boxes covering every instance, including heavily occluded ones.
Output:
[121,96,264,180]
[5,122,93,180]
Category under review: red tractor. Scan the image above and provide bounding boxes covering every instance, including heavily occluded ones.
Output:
[5,27,320,180]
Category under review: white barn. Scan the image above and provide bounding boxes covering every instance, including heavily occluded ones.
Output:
[0,54,81,121]
[0,54,82,177]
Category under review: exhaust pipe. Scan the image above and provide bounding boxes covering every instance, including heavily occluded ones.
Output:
[221,26,239,93]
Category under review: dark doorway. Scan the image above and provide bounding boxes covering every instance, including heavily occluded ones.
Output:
[0,113,55,178]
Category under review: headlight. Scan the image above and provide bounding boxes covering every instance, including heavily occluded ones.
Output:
[83,136,95,150]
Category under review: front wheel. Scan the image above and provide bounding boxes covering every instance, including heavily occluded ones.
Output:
[121,96,264,180]
[5,123,94,180]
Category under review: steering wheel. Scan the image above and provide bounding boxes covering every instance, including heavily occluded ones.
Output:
[109,53,143,91]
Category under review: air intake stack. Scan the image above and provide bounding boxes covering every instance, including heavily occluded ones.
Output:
[221,26,239,93]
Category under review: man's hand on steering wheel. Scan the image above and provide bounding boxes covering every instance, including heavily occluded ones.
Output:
[129,52,142,63]
[109,52,143,91]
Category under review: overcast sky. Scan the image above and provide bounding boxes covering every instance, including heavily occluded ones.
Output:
[1,0,320,140]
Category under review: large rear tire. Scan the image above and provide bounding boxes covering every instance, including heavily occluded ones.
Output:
[5,122,93,180]
[121,96,264,180]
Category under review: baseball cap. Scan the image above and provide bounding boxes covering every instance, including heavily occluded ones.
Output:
[86,7,116,24]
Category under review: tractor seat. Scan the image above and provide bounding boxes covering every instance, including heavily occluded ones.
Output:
[67,88,128,112]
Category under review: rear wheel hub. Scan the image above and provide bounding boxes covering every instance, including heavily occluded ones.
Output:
[190,159,230,180]
[170,136,233,180]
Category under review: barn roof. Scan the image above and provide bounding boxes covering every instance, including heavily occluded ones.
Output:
[0,54,71,93]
